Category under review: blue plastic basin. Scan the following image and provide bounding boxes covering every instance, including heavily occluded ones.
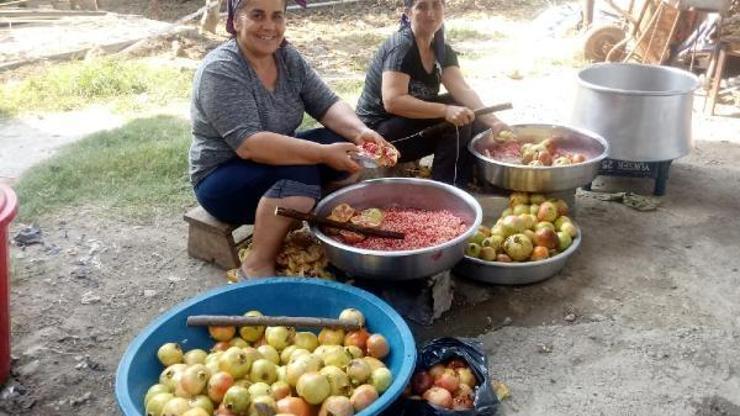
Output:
[115,278,416,415]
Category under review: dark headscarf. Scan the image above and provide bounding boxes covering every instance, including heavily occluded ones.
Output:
[401,0,446,64]
[226,0,306,36]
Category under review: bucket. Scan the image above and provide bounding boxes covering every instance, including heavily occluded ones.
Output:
[0,184,18,384]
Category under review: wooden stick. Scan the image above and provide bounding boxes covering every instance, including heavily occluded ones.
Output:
[187,315,362,331]
[275,207,405,240]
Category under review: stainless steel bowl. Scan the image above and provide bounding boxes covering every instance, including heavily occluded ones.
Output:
[469,124,609,192]
[453,229,581,285]
[311,178,483,280]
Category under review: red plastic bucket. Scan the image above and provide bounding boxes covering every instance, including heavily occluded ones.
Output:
[0,184,18,384]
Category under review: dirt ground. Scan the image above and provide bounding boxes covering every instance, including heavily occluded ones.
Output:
[1,1,740,416]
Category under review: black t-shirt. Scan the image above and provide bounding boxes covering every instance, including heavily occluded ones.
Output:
[356,27,459,127]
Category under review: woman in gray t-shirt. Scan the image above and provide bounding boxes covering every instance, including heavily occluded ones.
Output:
[189,0,393,278]
[356,0,509,187]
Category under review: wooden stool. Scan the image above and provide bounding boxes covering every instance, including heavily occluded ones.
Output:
[705,40,740,115]
[184,206,251,270]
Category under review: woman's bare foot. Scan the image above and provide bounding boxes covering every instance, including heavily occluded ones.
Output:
[239,256,276,280]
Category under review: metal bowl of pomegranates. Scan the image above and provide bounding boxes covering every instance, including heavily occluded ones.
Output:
[311,178,482,280]
[469,124,608,192]
[116,278,417,416]
[453,228,581,285]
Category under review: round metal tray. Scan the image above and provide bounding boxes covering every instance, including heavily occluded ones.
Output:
[452,230,582,285]
[469,124,608,192]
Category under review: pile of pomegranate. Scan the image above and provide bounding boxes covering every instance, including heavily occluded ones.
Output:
[325,203,467,251]
[482,132,588,166]
[143,308,393,416]
[465,192,578,263]
[357,142,399,168]
[406,358,479,410]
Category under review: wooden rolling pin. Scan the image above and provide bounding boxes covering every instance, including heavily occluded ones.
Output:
[275,206,405,240]
[186,315,362,331]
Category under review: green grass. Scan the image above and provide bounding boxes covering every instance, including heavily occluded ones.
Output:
[0,57,193,116]
[14,115,193,221]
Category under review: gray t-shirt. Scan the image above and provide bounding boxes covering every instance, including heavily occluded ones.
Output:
[189,39,339,186]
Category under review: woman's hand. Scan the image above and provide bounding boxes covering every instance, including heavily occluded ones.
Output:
[353,128,398,155]
[488,119,512,136]
[444,105,475,126]
[320,142,362,173]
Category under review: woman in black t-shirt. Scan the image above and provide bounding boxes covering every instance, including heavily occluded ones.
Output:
[356,0,509,187]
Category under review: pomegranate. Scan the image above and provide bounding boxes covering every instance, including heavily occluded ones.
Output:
[248,382,272,399]
[428,364,446,380]
[159,364,186,390]
[530,245,550,261]
[553,156,571,166]
[215,403,238,416]
[434,369,460,393]
[279,345,299,365]
[320,365,352,396]
[296,372,331,405]
[223,385,251,415]
[363,356,386,371]
[537,151,553,166]
[557,231,572,251]
[366,334,389,359]
[208,371,235,403]
[529,203,540,216]
[465,242,481,258]
[161,397,191,416]
[189,395,215,415]
[249,395,277,416]
[250,359,278,384]
[145,392,174,416]
[265,326,294,351]
[537,201,558,222]
[519,213,537,230]
[570,153,587,163]
[183,349,208,366]
[456,368,476,387]
[554,215,571,230]
[276,397,312,416]
[530,193,546,204]
[500,215,526,236]
[503,233,534,261]
[322,346,352,369]
[344,345,364,359]
[286,355,312,387]
[256,345,281,365]
[534,228,558,250]
[480,246,497,261]
[328,203,355,222]
[157,342,184,366]
[535,221,556,232]
[560,222,578,238]
[350,384,379,412]
[239,310,266,342]
[318,328,345,346]
[179,364,210,397]
[512,204,529,216]
[346,358,371,385]
[319,396,354,416]
[452,384,474,410]
[411,371,433,395]
[552,199,568,216]
[343,329,370,350]
[229,338,249,349]
[292,332,319,352]
[144,384,170,407]
[270,381,291,401]
[212,342,231,352]
[209,326,236,342]
[219,347,254,379]
[423,386,453,409]
[496,253,513,262]
[508,192,529,207]
[371,367,393,393]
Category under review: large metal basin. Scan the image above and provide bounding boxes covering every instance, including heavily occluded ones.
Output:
[311,178,482,280]
[469,124,608,192]
[572,63,699,162]
[453,229,581,285]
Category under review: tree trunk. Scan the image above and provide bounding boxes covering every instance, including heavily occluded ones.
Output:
[199,0,221,34]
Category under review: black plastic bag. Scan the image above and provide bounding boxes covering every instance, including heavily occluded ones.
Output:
[382,337,499,416]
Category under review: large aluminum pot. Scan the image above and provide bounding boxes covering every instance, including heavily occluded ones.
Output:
[311,178,482,280]
[572,63,699,162]
[469,124,608,192]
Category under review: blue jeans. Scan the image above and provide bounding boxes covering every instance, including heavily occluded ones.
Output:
[194,128,349,225]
